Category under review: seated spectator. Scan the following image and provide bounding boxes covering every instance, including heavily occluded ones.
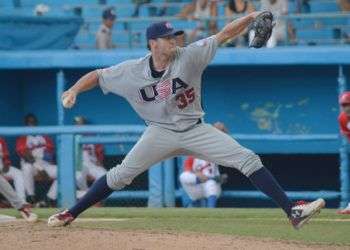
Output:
[34,3,50,16]
[74,116,107,192]
[96,7,116,50]
[0,137,26,202]
[260,0,288,48]
[179,122,228,208]
[132,0,151,17]
[224,0,255,47]
[295,0,310,13]
[337,0,350,43]
[178,0,218,43]
[16,114,57,206]
[338,0,350,11]
[225,0,255,18]
[157,0,184,17]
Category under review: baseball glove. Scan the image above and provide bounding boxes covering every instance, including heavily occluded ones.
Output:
[23,150,35,164]
[249,11,274,48]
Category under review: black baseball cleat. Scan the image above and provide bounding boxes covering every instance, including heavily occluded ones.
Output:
[47,209,75,227]
[289,198,325,230]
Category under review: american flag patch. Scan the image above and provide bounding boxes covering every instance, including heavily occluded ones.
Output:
[156,79,172,100]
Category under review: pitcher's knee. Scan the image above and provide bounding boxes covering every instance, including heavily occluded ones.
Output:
[240,150,264,177]
[106,164,136,190]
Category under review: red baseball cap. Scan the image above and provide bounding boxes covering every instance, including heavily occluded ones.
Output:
[339,91,350,105]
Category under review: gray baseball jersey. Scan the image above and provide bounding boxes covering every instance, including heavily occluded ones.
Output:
[97,35,218,131]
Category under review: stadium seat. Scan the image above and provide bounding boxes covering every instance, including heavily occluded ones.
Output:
[310,1,339,13]
[318,17,348,26]
[297,28,336,45]
[290,18,316,30]
[288,0,297,13]
[74,32,95,49]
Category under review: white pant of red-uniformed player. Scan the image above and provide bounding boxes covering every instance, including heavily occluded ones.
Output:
[2,166,26,201]
[180,172,221,203]
[76,162,107,191]
[21,159,57,200]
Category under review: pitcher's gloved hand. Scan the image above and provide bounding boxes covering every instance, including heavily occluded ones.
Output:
[249,11,274,48]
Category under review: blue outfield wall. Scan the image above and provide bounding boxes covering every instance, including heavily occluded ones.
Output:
[0,47,349,156]
[0,46,350,207]
[0,47,348,137]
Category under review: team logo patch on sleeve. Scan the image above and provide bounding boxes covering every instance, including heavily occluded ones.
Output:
[195,38,208,47]
[165,22,173,29]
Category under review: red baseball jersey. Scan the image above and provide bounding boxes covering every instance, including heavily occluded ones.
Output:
[82,144,104,165]
[183,156,220,178]
[338,111,350,141]
[16,135,54,159]
[0,137,11,168]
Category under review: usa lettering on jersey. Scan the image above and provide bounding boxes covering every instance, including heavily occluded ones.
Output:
[139,77,195,109]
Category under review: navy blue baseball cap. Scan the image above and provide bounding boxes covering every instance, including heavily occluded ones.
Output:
[146,21,184,41]
[102,7,116,20]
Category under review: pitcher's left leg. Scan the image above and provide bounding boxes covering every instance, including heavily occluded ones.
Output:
[181,124,325,228]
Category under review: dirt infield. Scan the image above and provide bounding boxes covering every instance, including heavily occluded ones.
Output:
[0,220,347,250]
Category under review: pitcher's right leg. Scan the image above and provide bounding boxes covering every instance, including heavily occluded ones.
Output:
[48,125,181,227]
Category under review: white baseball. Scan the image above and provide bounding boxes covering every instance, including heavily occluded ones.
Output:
[62,96,72,108]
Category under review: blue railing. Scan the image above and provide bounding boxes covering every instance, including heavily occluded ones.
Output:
[73,12,350,49]
[0,125,347,207]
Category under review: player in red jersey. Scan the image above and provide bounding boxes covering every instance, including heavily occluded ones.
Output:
[337,91,350,214]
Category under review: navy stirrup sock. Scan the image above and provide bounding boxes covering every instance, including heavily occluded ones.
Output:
[249,167,293,217]
[207,195,217,208]
[69,175,113,218]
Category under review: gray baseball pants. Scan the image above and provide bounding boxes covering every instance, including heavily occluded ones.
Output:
[107,123,263,190]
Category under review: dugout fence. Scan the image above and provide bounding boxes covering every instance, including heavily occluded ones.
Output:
[0,50,350,208]
[0,125,347,208]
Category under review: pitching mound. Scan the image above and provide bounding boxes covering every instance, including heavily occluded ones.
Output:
[0,220,346,250]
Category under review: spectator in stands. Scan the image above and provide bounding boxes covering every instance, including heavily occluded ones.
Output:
[179,122,228,208]
[34,4,50,16]
[0,137,26,202]
[295,0,310,13]
[16,113,57,206]
[338,0,350,11]
[225,0,255,18]
[13,0,21,8]
[96,7,116,50]
[132,0,151,17]
[177,0,218,43]
[224,0,255,47]
[337,91,350,214]
[74,116,107,192]
[260,0,288,47]
[132,0,181,17]
[337,0,350,44]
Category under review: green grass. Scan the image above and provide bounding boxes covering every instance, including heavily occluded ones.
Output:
[1,208,350,246]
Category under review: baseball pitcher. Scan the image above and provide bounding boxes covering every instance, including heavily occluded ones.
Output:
[49,12,325,230]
